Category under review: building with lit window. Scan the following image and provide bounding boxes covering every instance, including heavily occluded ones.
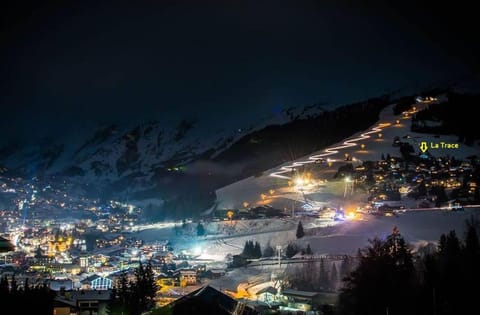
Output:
[174,269,197,286]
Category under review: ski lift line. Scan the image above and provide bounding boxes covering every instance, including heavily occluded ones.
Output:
[269,122,392,179]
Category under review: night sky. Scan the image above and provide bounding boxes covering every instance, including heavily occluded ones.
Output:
[1,0,478,143]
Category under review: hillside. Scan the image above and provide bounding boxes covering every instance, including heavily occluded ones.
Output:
[0,92,417,218]
[412,92,480,145]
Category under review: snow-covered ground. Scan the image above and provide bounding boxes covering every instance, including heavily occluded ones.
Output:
[215,98,480,210]
[135,99,479,294]
[137,207,478,261]
[136,99,479,260]
[137,208,479,295]
[192,98,480,260]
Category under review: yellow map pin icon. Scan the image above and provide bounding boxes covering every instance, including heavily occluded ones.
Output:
[419,142,428,153]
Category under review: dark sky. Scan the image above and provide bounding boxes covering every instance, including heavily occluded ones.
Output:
[1,0,478,143]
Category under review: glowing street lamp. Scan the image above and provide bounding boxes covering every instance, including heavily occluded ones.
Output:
[346,212,356,220]
[276,245,282,268]
[294,177,304,187]
[344,176,353,198]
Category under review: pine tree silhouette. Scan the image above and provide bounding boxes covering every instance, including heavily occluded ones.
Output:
[296,221,305,239]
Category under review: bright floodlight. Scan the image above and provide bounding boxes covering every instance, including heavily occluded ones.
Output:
[345,176,351,182]
[294,177,304,186]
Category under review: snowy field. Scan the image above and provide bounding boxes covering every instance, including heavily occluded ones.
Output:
[137,208,479,261]
[138,208,480,295]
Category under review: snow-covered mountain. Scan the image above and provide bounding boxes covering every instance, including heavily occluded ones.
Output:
[0,104,327,196]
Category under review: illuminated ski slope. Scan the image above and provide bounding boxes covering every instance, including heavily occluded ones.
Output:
[269,122,392,179]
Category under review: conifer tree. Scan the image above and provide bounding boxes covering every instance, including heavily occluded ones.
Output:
[318,258,329,290]
[254,242,262,259]
[306,243,313,255]
[338,228,416,315]
[339,255,352,280]
[296,221,305,239]
[464,217,480,259]
[243,240,254,258]
[196,223,205,236]
[143,261,158,310]
[285,243,298,258]
[330,262,338,291]
[262,242,275,257]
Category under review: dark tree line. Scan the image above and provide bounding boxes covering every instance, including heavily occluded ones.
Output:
[0,275,54,315]
[338,227,416,315]
[242,240,262,259]
[285,243,298,258]
[392,96,416,115]
[286,256,353,293]
[412,92,480,146]
[229,240,263,268]
[284,243,314,258]
[262,242,275,257]
[337,219,480,315]
[108,261,158,315]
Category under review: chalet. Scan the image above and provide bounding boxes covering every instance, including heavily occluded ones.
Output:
[256,286,278,303]
[54,289,112,315]
[280,288,321,312]
[174,268,197,286]
[81,274,113,290]
[159,285,258,315]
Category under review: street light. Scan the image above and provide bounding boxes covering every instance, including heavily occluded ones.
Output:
[344,177,353,198]
[294,177,304,187]
[276,245,282,268]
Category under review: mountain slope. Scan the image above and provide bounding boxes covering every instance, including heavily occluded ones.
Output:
[1,91,417,219]
[0,102,327,194]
